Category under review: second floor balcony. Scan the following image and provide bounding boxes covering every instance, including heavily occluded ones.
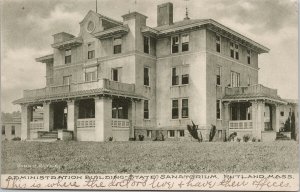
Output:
[19,79,138,103]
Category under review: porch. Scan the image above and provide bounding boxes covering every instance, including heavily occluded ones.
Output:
[223,84,287,141]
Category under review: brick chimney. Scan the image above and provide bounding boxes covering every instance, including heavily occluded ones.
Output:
[157,2,173,26]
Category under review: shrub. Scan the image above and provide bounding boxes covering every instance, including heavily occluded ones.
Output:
[228,132,237,142]
[138,135,144,141]
[252,137,256,142]
[236,138,241,142]
[243,134,251,142]
[257,139,261,142]
[209,124,216,142]
[12,137,21,141]
[129,135,136,141]
[108,137,113,141]
[187,121,202,142]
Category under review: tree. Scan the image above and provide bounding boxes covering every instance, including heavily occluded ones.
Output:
[291,112,296,140]
[187,121,202,142]
[209,124,216,142]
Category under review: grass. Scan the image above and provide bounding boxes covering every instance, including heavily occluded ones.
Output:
[1,140,298,174]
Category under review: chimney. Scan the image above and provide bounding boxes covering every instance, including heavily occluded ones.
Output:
[157,2,173,26]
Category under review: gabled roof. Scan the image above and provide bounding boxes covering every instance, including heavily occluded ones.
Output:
[79,10,122,26]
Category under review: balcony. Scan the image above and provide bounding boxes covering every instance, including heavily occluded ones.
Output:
[224,84,285,103]
[23,79,135,99]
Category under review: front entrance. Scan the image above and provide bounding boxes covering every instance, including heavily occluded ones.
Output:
[53,102,68,130]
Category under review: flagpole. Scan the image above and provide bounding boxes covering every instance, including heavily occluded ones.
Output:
[96,0,98,13]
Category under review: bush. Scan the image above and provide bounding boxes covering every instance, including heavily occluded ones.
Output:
[187,121,202,142]
[209,124,216,142]
[138,135,144,141]
[108,137,113,141]
[228,132,237,142]
[252,137,256,142]
[243,134,250,142]
[236,138,241,142]
[12,137,21,141]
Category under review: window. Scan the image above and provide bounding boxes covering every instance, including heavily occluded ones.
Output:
[216,66,221,86]
[181,34,189,52]
[172,68,179,85]
[178,130,185,137]
[147,130,152,138]
[171,36,179,53]
[168,130,175,138]
[63,76,71,85]
[234,44,239,60]
[144,100,149,119]
[172,100,179,119]
[144,67,150,86]
[216,35,221,53]
[230,71,240,87]
[112,68,119,82]
[112,99,128,119]
[247,49,251,64]
[65,49,71,64]
[182,74,189,85]
[88,43,95,59]
[216,100,221,119]
[247,75,251,86]
[11,126,15,135]
[230,42,234,58]
[182,99,189,118]
[144,36,150,54]
[280,111,284,116]
[85,67,97,82]
[113,37,122,54]
[2,126,5,135]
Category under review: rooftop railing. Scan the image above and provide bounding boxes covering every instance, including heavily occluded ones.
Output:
[225,84,278,97]
[23,79,135,98]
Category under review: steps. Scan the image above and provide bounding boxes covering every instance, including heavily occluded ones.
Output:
[276,132,290,141]
[39,131,58,139]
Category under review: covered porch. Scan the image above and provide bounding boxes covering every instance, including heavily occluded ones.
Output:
[223,84,287,141]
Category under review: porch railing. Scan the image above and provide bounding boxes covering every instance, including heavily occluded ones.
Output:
[30,121,44,130]
[112,119,130,128]
[229,120,253,129]
[225,84,278,98]
[23,79,135,98]
[77,118,95,128]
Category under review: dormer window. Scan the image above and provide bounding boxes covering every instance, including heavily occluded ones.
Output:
[88,43,95,59]
[181,34,189,52]
[113,37,122,54]
[171,36,179,53]
[65,49,71,64]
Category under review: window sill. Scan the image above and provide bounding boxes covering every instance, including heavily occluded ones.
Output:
[171,84,189,88]
[217,119,222,121]
[144,85,151,88]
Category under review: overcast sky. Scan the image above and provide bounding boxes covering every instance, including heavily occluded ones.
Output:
[1,0,298,112]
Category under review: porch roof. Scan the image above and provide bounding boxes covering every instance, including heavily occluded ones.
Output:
[222,94,287,104]
[13,88,145,105]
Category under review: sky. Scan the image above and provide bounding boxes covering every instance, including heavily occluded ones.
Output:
[1,0,298,112]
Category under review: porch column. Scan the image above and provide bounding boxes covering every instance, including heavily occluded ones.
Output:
[95,97,112,142]
[43,102,54,132]
[252,101,264,139]
[274,104,280,132]
[128,99,136,138]
[67,100,78,139]
[21,104,32,140]
[223,102,230,136]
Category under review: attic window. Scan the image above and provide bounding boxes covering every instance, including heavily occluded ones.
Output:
[181,34,189,52]
[87,21,95,33]
[113,37,122,54]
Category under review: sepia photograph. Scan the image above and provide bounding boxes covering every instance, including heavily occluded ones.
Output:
[1,0,299,190]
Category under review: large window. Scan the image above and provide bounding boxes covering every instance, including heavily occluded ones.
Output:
[144,100,149,119]
[181,34,189,52]
[230,71,240,87]
[11,126,15,135]
[172,67,179,85]
[144,67,150,86]
[113,37,122,54]
[111,68,119,82]
[247,49,251,64]
[63,76,71,85]
[171,36,179,53]
[216,35,221,53]
[172,100,179,119]
[65,49,71,64]
[144,36,150,54]
[78,99,95,119]
[182,99,189,118]
[112,99,129,119]
[2,126,5,135]
[216,100,221,119]
[216,66,221,86]
[88,43,95,59]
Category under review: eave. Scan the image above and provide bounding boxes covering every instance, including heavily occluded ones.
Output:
[35,54,54,63]
[93,25,129,40]
[51,37,83,50]
[141,26,159,37]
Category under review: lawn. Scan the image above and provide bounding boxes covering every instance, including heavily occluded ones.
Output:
[1,140,298,174]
